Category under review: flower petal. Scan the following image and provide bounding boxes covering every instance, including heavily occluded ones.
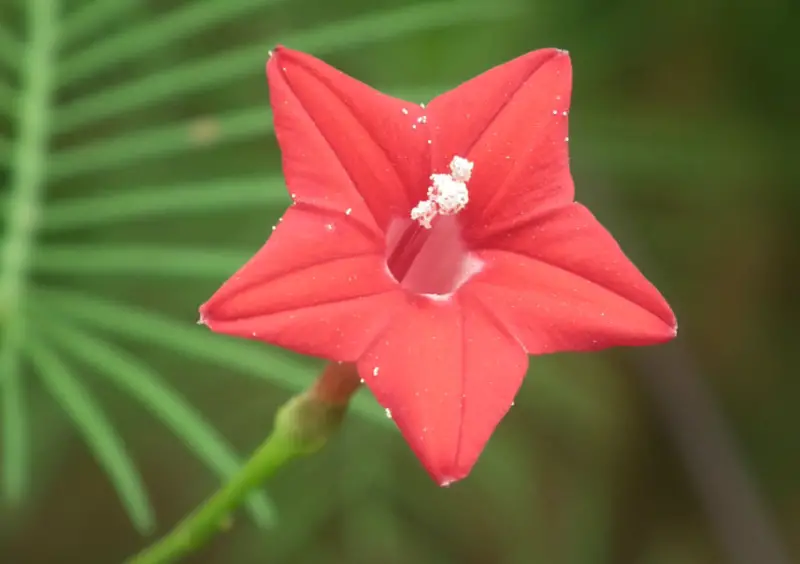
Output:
[200,206,405,359]
[268,47,430,231]
[466,204,677,353]
[425,49,574,242]
[357,294,528,485]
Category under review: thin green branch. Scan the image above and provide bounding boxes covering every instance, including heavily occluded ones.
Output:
[42,176,290,232]
[58,0,289,87]
[59,0,139,48]
[126,425,296,564]
[53,0,521,132]
[0,0,58,503]
[32,288,390,427]
[125,365,360,564]
[33,245,251,277]
[26,337,155,533]
[41,316,276,527]
[50,107,271,179]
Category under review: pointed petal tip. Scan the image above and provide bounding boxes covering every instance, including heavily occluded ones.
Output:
[435,473,467,488]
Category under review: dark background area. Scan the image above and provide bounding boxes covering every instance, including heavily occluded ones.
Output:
[0,0,797,562]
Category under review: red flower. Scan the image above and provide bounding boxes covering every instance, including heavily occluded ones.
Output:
[200,46,677,486]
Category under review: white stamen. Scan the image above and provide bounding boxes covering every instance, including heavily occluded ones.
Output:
[449,155,473,182]
[410,156,473,227]
[410,199,437,229]
[428,174,468,215]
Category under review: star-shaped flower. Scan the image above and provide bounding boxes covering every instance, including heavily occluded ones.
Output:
[199,46,677,486]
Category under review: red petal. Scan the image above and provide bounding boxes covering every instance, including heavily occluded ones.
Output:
[467,204,677,353]
[426,49,574,242]
[357,295,528,485]
[200,206,405,360]
[268,47,430,231]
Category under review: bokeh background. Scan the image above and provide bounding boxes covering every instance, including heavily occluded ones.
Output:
[1,0,797,563]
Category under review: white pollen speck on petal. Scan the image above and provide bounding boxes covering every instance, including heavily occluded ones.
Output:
[373,366,380,376]
[325,223,334,231]
[565,136,570,142]
[385,408,392,419]
[401,108,409,115]
[562,111,568,116]
[552,110,558,115]
[345,207,352,215]
[417,115,427,124]
[271,225,276,231]
[412,124,417,129]
[420,102,426,108]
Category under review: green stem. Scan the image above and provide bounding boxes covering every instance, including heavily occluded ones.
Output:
[125,365,358,564]
[125,428,298,564]
[0,0,58,502]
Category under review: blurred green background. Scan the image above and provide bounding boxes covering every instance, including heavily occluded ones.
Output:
[1,0,797,562]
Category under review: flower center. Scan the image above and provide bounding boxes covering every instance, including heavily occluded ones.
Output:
[386,157,483,297]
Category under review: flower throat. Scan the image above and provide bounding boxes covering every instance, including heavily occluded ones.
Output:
[386,157,483,297]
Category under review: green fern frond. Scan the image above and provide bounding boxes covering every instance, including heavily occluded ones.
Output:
[34,245,250,277]
[33,287,391,428]
[0,325,26,504]
[0,0,57,503]
[55,0,519,132]
[39,315,276,528]
[42,176,289,232]
[51,107,271,179]
[26,337,155,534]
[60,0,140,48]
[59,0,290,87]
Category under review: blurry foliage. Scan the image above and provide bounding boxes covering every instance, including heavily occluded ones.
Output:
[0,0,797,563]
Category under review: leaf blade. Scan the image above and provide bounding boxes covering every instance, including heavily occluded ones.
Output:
[26,337,156,533]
